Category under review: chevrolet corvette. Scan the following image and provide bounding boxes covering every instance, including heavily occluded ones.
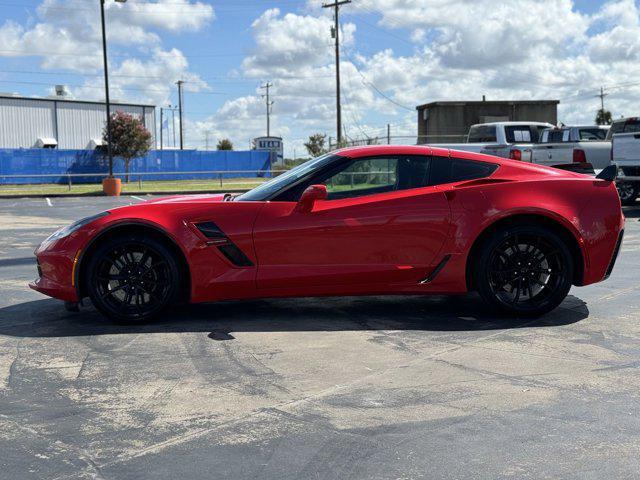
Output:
[31,146,624,322]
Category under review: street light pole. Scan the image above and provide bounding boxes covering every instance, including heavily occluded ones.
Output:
[100,0,114,176]
[99,0,126,185]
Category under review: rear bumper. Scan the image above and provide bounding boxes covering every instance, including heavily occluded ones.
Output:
[603,229,624,280]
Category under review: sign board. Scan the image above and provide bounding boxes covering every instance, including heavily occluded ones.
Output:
[253,136,283,165]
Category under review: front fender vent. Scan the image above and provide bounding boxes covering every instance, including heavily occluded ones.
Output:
[194,221,254,267]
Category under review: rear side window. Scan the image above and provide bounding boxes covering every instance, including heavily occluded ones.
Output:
[579,128,607,140]
[543,129,564,143]
[430,156,498,185]
[468,125,497,143]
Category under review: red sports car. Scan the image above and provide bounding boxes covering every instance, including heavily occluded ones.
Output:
[30,146,624,322]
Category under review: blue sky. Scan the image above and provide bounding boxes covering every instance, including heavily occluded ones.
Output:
[1,1,639,156]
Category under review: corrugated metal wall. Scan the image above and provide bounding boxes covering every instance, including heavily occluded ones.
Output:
[0,97,156,149]
[0,98,56,148]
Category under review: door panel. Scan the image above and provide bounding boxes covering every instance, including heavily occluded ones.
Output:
[253,187,451,290]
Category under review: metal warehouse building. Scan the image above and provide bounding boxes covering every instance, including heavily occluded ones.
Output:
[0,93,156,150]
[416,99,559,144]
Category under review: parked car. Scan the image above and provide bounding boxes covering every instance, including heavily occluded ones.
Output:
[31,145,624,321]
[440,121,553,158]
[610,117,640,205]
[529,125,611,170]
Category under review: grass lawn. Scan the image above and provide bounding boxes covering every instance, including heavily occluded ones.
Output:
[0,178,267,197]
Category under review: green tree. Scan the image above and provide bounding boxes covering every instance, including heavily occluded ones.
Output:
[217,138,234,150]
[304,133,327,157]
[595,108,613,125]
[103,111,152,182]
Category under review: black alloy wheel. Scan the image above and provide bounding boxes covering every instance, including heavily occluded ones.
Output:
[86,235,179,322]
[476,225,573,317]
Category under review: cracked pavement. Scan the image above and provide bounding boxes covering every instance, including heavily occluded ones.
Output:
[0,196,639,479]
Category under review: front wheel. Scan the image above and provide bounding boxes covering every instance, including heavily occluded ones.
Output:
[475,225,573,317]
[617,182,638,206]
[85,234,180,322]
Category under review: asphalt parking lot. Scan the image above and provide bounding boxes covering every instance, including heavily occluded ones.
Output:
[1,196,640,479]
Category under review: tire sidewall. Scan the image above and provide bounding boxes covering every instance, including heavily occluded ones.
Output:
[475,225,574,317]
[86,234,180,323]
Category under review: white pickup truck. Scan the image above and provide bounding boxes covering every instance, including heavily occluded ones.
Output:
[610,117,640,205]
[439,121,553,158]
[529,125,611,170]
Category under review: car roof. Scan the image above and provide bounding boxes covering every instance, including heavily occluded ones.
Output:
[470,121,553,127]
[333,145,583,178]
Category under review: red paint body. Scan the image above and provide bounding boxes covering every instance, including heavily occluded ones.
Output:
[30,146,624,305]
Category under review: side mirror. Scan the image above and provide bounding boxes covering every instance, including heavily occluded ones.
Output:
[295,184,327,213]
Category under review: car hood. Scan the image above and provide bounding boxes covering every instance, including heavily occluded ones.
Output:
[144,193,228,204]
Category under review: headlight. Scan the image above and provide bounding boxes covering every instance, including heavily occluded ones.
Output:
[41,212,110,248]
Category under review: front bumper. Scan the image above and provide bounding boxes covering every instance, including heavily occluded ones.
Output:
[30,242,80,302]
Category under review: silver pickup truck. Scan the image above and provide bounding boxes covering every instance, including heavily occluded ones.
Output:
[529,125,611,170]
[610,117,640,205]
[438,121,553,158]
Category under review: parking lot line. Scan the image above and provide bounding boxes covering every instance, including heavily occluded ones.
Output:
[45,198,52,207]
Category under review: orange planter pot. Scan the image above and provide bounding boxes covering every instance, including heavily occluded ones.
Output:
[102,177,122,196]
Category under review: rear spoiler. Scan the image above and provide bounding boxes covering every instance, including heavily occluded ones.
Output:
[595,164,617,182]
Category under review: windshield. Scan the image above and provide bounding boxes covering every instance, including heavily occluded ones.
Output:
[236,153,339,201]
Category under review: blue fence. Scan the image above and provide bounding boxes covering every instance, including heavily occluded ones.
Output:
[0,149,273,184]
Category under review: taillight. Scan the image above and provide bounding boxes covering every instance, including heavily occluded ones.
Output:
[509,149,522,160]
[573,149,586,163]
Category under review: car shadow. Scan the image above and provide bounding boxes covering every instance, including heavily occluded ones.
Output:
[0,293,589,339]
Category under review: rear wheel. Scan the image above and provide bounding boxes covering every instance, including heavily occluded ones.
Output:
[86,234,180,322]
[617,182,638,206]
[475,225,573,317]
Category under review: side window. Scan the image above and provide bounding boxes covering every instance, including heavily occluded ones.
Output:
[451,158,497,181]
[430,156,498,185]
[322,155,432,200]
[324,157,398,199]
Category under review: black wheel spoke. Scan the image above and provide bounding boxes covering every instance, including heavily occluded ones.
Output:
[486,231,569,311]
[101,284,125,299]
[91,240,177,321]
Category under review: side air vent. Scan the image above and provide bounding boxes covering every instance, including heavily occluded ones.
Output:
[194,221,227,243]
[193,221,254,267]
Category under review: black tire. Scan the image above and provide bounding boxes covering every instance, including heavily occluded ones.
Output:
[474,225,573,317]
[85,234,180,322]
[617,182,638,206]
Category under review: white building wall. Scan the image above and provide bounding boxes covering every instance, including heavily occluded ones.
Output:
[0,97,56,148]
[0,96,156,149]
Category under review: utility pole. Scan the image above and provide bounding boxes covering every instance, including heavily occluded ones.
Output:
[387,123,391,145]
[204,131,210,150]
[323,0,350,145]
[260,82,274,137]
[597,86,609,112]
[176,80,184,149]
[160,107,164,150]
[170,106,176,147]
